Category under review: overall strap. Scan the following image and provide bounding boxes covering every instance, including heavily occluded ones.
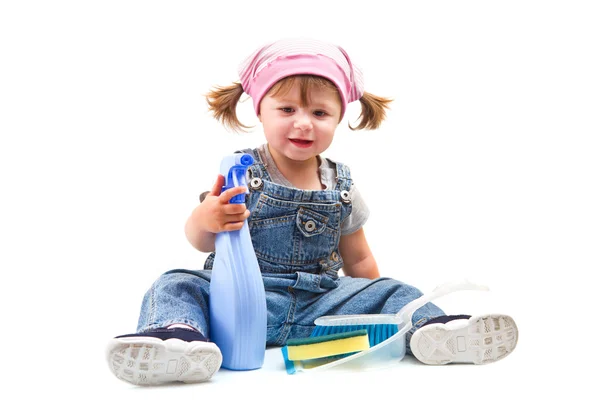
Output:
[333,160,353,193]
[331,160,353,222]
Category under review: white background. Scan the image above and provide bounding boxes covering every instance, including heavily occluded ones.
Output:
[1,1,598,398]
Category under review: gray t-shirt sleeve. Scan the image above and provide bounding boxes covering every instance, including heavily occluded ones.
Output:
[341,184,370,235]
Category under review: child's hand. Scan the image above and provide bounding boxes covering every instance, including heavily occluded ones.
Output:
[194,174,251,233]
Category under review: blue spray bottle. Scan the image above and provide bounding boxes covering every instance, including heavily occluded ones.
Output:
[209,153,267,370]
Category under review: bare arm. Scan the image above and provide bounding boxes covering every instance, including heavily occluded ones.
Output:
[338,227,380,279]
[185,175,250,253]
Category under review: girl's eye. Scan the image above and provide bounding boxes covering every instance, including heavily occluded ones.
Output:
[280,108,294,113]
[314,111,327,117]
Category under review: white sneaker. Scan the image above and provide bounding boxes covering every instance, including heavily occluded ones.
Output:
[410,314,518,365]
[106,328,222,385]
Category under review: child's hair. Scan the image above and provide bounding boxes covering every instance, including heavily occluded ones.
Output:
[206,75,392,133]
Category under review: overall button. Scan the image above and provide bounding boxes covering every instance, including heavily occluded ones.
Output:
[330,252,339,262]
[340,190,351,204]
[296,208,327,237]
[250,177,263,190]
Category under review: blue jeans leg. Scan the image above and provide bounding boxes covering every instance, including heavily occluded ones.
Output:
[136,269,212,338]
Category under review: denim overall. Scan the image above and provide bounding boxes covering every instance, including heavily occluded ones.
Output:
[136,148,444,351]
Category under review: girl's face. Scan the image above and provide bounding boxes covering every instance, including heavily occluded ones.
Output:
[258,80,342,163]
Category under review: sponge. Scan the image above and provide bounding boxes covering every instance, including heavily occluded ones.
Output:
[281,346,348,374]
[285,329,370,361]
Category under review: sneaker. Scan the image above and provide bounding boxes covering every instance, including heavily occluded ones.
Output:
[106,328,222,385]
[410,314,518,365]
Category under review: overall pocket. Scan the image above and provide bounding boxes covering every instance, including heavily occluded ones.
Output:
[249,195,338,265]
[293,207,336,263]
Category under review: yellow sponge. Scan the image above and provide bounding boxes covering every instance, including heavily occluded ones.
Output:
[286,329,370,361]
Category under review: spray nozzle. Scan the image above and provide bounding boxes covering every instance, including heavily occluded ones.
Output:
[219,153,254,204]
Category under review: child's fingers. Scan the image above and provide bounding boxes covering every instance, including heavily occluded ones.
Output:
[218,210,250,232]
[221,221,245,231]
[209,175,225,197]
[223,203,247,215]
[222,210,251,222]
[219,186,248,204]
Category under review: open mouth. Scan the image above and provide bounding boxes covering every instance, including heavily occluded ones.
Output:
[289,139,313,148]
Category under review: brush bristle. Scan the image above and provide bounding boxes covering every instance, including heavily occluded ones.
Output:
[311,324,399,347]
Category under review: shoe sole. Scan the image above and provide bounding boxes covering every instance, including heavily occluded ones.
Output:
[106,337,222,385]
[410,314,518,365]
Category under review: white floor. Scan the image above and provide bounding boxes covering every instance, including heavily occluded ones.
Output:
[32,300,587,400]
[89,333,584,399]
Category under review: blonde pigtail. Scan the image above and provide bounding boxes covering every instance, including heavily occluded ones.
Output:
[349,91,393,131]
[205,83,252,132]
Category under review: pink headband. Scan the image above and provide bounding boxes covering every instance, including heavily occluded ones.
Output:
[238,38,365,118]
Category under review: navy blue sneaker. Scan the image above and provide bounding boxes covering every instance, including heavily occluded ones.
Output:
[410,314,518,365]
[106,328,222,385]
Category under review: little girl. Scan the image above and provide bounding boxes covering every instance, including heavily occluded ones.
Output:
[107,38,518,385]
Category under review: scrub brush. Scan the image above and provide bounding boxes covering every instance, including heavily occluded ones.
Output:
[311,281,489,347]
[296,281,489,373]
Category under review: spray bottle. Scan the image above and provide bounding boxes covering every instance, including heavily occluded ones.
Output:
[209,153,267,370]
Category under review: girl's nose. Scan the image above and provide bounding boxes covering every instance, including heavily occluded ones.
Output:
[293,112,313,131]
